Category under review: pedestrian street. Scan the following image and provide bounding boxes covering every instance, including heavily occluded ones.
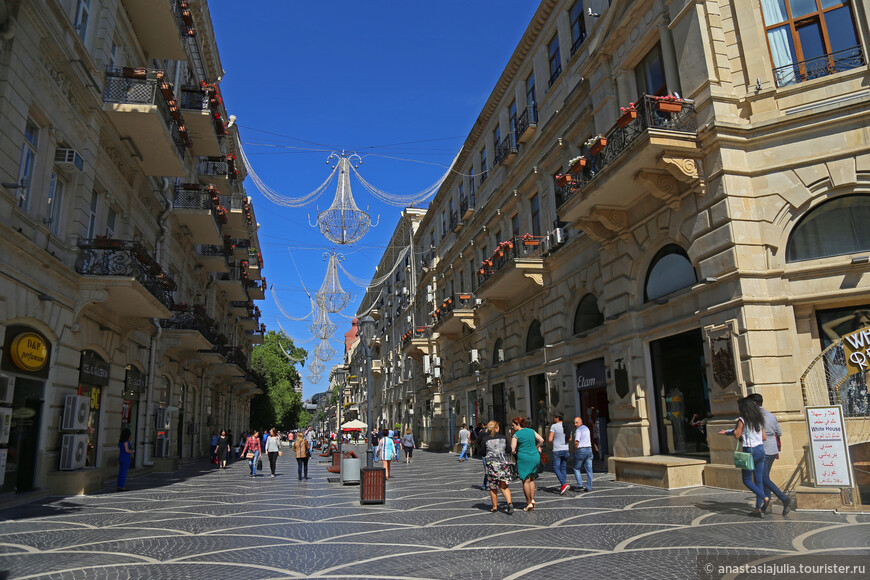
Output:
[0,446,868,579]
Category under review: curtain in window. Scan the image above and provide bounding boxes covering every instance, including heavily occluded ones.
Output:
[761,0,795,86]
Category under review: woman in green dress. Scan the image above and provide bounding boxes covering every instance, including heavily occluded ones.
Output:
[511,416,545,511]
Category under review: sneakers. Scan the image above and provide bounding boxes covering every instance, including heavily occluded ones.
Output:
[559,484,570,495]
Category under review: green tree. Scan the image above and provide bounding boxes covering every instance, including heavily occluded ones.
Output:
[297,409,312,430]
[250,330,306,430]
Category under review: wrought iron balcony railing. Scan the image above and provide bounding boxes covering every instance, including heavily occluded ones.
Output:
[195,244,228,258]
[219,345,248,371]
[102,68,187,160]
[75,239,175,309]
[477,235,546,287]
[432,292,476,324]
[516,104,538,139]
[495,132,518,165]
[198,157,229,178]
[174,184,225,227]
[459,194,475,218]
[179,86,209,110]
[548,64,562,88]
[160,306,219,344]
[556,95,697,208]
[772,45,865,88]
[449,211,460,232]
[479,170,488,185]
[401,326,431,350]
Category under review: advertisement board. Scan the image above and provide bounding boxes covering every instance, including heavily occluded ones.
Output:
[805,405,854,488]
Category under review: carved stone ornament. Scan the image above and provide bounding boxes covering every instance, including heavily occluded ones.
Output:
[576,219,614,243]
[703,322,741,392]
[74,288,109,323]
[658,154,707,196]
[524,273,544,287]
[635,170,682,209]
[590,207,628,233]
[613,357,630,399]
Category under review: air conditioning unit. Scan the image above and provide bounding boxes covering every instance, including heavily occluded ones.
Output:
[433,356,441,367]
[0,374,14,405]
[155,407,171,430]
[423,355,431,374]
[433,367,441,379]
[54,148,84,172]
[59,433,89,470]
[62,395,89,431]
[154,437,170,458]
[470,349,480,364]
[552,227,566,245]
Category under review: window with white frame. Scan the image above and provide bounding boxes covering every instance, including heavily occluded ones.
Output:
[526,72,537,106]
[106,207,117,238]
[530,194,541,236]
[17,119,39,211]
[74,0,91,43]
[86,190,98,239]
[47,172,66,236]
[509,100,518,134]
[634,44,667,97]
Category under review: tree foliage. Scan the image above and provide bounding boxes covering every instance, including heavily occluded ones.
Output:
[297,409,312,429]
[250,331,306,430]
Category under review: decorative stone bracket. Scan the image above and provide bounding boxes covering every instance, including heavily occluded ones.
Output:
[658,153,706,197]
[575,207,631,249]
[635,170,683,209]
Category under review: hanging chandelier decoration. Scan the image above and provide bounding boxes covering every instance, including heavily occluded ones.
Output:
[307,373,321,383]
[313,338,335,362]
[309,153,378,245]
[308,357,325,375]
[309,302,336,340]
[315,252,351,313]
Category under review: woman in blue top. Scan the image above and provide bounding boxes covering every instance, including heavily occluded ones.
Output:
[511,416,544,511]
[377,428,396,479]
[719,396,769,517]
[117,428,134,492]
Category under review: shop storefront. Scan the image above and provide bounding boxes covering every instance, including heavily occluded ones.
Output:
[1,326,50,493]
[78,350,109,467]
[123,366,145,464]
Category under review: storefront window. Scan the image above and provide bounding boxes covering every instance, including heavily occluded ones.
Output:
[787,195,870,262]
[526,320,545,352]
[645,244,697,301]
[78,350,109,467]
[817,305,870,416]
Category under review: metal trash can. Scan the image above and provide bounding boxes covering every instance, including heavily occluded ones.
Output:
[340,456,361,484]
[360,467,386,504]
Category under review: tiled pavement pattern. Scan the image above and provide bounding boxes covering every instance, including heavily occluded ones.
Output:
[0,445,868,579]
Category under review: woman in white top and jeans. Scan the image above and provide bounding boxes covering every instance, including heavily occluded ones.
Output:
[719,397,769,517]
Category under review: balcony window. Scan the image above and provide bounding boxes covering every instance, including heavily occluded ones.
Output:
[644,244,697,302]
[86,190,98,239]
[47,172,65,236]
[509,100,518,134]
[570,1,587,56]
[530,194,541,237]
[17,119,39,210]
[634,44,667,98]
[493,126,501,155]
[492,338,505,365]
[786,194,870,262]
[479,148,487,183]
[526,72,536,107]
[511,214,520,237]
[548,35,562,87]
[74,0,91,43]
[761,1,862,87]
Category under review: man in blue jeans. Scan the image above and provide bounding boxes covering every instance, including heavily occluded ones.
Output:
[749,393,792,515]
[548,413,571,495]
[573,416,597,492]
[458,424,470,461]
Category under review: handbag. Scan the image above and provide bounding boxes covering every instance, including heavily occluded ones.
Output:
[278,451,283,457]
[257,458,263,471]
[733,438,754,470]
[540,452,549,465]
[245,452,254,459]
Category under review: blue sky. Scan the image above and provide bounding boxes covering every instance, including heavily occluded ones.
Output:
[210,2,540,399]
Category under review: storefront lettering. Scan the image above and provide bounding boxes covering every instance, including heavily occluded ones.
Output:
[843,329,870,375]
[805,405,854,488]
[10,333,48,372]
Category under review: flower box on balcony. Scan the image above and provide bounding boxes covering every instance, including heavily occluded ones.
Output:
[589,137,607,155]
[523,240,541,247]
[555,174,572,187]
[617,109,637,127]
[568,158,587,173]
[657,101,682,113]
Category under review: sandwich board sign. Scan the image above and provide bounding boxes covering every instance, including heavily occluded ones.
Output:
[804,405,854,488]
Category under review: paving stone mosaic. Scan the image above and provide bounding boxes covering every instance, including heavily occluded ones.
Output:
[0,445,867,579]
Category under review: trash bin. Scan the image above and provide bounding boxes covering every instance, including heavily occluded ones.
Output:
[341,456,360,484]
[360,467,386,504]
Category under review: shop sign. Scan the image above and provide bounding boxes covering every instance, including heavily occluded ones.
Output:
[11,408,36,420]
[79,352,109,386]
[125,368,146,394]
[843,327,870,376]
[576,358,607,391]
[10,332,48,373]
[805,405,854,488]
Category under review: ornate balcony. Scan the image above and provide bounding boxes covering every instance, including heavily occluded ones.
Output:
[245,325,265,345]
[432,292,477,341]
[247,279,266,300]
[460,194,475,220]
[120,0,192,61]
[102,68,188,177]
[401,326,433,361]
[222,195,254,239]
[197,157,232,195]
[195,244,229,273]
[207,345,247,376]
[160,305,218,355]
[173,184,223,244]
[516,104,538,143]
[371,359,383,377]
[495,132,518,166]
[449,211,462,233]
[75,239,175,318]
[227,237,252,259]
[476,236,546,308]
[216,265,248,302]
[179,84,226,157]
[556,96,701,240]
[773,46,864,88]
[228,300,251,316]
[239,304,261,330]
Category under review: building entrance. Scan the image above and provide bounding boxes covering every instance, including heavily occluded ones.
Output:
[528,373,547,438]
[492,383,506,428]
[650,329,710,457]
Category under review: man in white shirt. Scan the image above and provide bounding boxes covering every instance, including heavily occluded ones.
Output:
[573,416,597,492]
[458,424,470,462]
[548,413,571,495]
[749,393,792,515]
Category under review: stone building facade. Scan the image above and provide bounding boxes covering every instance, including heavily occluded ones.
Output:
[0,0,265,496]
[360,0,870,501]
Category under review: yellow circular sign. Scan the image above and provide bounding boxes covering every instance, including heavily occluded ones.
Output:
[10,332,49,372]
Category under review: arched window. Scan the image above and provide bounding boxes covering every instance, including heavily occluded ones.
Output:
[787,195,870,262]
[573,294,603,335]
[526,320,545,352]
[492,338,504,365]
[645,244,696,302]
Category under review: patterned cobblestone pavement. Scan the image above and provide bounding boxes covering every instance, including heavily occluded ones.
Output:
[0,445,867,579]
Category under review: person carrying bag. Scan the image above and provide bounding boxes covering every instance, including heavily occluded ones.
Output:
[240,430,262,478]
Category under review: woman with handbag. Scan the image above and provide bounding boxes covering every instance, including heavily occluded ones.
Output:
[401,428,415,464]
[719,396,769,517]
[265,428,281,477]
[240,430,262,477]
[479,421,514,514]
[511,417,544,511]
[377,428,396,479]
[293,431,309,480]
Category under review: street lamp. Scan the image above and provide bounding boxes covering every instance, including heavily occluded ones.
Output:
[333,365,348,453]
[356,315,376,468]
